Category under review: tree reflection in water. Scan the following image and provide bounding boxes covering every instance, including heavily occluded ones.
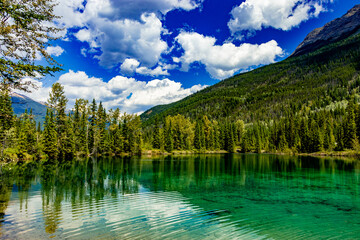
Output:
[0,154,359,238]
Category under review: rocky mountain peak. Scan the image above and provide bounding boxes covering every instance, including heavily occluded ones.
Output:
[291,4,360,57]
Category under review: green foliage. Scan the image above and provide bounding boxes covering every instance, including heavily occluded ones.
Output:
[0,0,62,91]
[0,87,14,159]
[47,83,68,160]
[152,119,162,149]
[43,109,58,160]
[4,33,360,160]
[142,34,360,126]
[0,87,13,131]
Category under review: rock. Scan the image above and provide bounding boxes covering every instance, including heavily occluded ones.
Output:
[291,4,360,57]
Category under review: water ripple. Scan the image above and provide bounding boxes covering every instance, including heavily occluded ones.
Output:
[1,190,266,240]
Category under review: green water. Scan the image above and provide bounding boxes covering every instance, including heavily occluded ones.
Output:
[0,154,359,239]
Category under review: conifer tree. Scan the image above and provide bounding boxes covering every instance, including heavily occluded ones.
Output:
[202,115,211,149]
[343,99,357,149]
[226,123,235,153]
[299,118,310,152]
[0,87,13,131]
[43,109,58,160]
[47,83,68,159]
[0,87,14,158]
[336,122,345,151]
[194,120,204,150]
[109,108,122,154]
[73,100,81,152]
[278,123,288,151]
[122,116,129,153]
[96,102,106,154]
[24,109,37,155]
[152,118,162,149]
[212,124,220,150]
[79,110,89,155]
[62,116,75,160]
[88,99,97,154]
[165,120,173,152]
[235,120,245,146]
[17,111,28,159]
[255,125,261,153]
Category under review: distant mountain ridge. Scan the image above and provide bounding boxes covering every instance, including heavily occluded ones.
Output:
[11,92,47,123]
[292,4,360,57]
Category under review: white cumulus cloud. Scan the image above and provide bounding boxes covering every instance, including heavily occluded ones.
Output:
[120,58,174,77]
[46,46,65,57]
[135,66,170,77]
[53,0,202,70]
[228,0,331,38]
[21,70,207,113]
[175,32,283,79]
[74,29,92,42]
[120,58,141,75]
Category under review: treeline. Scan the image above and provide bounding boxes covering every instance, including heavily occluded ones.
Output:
[2,84,360,161]
[144,96,360,154]
[0,83,142,161]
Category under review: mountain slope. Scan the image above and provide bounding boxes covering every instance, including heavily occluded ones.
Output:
[141,5,360,125]
[292,4,360,57]
[11,92,47,123]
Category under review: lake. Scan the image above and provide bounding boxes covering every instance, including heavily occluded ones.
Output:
[0,154,359,239]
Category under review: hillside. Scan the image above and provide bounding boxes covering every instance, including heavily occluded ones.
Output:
[141,5,360,125]
[292,4,360,57]
[11,92,47,123]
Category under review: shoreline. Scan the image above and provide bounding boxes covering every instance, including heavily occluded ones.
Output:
[1,149,359,165]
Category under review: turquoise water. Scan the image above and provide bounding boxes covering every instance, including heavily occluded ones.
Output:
[0,154,359,239]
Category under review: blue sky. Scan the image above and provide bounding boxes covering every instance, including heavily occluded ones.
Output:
[23,0,359,113]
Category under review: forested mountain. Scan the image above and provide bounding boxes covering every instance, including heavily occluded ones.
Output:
[141,5,360,125]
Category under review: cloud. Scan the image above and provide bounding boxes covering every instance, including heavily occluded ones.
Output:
[120,58,141,75]
[94,13,168,68]
[74,29,92,42]
[54,0,202,70]
[46,46,65,57]
[21,70,207,113]
[228,0,331,38]
[120,58,174,77]
[175,32,283,79]
[135,66,169,76]
[106,0,203,20]
[80,48,87,57]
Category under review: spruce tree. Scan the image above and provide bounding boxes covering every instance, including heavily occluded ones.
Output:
[194,120,203,150]
[88,99,97,154]
[226,123,235,153]
[63,116,75,160]
[152,119,161,149]
[0,87,14,159]
[47,83,68,160]
[79,110,89,155]
[96,102,106,154]
[0,87,13,131]
[344,100,357,149]
[43,109,58,160]
[255,125,261,153]
[165,120,173,152]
